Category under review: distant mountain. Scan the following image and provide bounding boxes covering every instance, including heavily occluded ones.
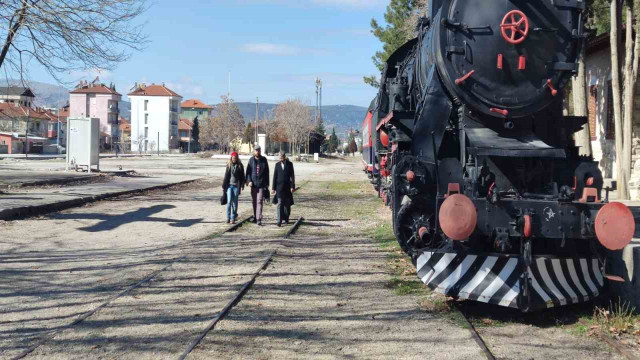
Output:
[232,102,368,135]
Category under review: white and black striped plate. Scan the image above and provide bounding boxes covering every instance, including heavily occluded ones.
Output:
[416,251,604,310]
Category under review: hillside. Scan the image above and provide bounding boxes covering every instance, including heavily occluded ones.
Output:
[233,102,367,135]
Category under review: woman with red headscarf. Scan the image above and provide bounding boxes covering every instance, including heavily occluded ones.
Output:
[222,151,245,224]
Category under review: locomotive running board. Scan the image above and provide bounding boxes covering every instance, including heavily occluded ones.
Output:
[416,251,604,311]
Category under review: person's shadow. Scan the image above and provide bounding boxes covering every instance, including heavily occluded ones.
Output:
[53,204,204,232]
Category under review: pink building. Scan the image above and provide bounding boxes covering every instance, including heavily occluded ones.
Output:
[69,80,122,143]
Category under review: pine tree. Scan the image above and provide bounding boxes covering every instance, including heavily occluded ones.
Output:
[329,128,339,153]
[313,118,327,152]
[192,117,200,153]
[243,122,253,144]
[364,0,421,87]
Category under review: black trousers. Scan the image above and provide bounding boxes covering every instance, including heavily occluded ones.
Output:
[277,199,290,224]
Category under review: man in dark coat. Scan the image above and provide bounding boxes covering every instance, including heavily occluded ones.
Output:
[272,151,295,227]
[245,145,270,226]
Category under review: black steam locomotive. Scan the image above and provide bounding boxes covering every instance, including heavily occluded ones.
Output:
[367,0,635,311]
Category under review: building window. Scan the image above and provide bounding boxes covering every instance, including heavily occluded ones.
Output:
[144,100,149,111]
[145,114,148,124]
[144,127,148,138]
[1,140,5,145]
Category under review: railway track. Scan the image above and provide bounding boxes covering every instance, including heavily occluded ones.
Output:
[178,216,305,359]
[11,216,254,360]
[452,303,496,360]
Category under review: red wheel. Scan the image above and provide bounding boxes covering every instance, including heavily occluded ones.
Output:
[523,214,532,238]
[500,10,529,45]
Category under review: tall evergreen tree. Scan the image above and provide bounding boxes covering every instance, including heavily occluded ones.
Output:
[192,117,200,153]
[243,121,254,144]
[329,128,339,153]
[313,118,327,152]
[364,0,420,87]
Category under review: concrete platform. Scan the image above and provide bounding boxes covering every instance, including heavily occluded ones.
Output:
[0,175,202,220]
[0,171,97,188]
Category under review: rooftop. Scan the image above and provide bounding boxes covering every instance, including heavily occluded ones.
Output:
[0,103,51,120]
[128,83,182,98]
[181,99,212,109]
[70,80,121,96]
[178,118,194,131]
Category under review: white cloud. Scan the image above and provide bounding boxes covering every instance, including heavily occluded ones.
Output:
[240,43,328,56]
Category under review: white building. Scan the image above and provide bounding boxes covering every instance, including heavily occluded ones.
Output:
[128,83,182,152]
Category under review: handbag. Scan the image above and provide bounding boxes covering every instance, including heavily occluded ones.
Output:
[220,190,228,206]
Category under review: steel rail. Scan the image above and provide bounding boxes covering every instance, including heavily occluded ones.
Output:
[10,216,253,360]
[453,303,497,360]
[178,216,305,359]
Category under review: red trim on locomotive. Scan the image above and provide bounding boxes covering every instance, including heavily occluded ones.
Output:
[595,202,635,250]
[500,10,530,45]
[455,70,475,85]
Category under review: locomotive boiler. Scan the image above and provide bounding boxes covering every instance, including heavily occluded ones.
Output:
[370,0,636,311]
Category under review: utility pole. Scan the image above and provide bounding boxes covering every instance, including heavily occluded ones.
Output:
[228,72,231,99]
[157,132,160,157]
[25,107,30,159]
[56,102,60,154]
[255,97,259,146]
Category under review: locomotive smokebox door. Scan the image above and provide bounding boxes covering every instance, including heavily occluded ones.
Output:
[434,0,582,118]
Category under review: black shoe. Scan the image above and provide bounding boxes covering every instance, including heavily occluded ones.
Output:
[277,223,282,227]
[257,220,262,226]
[285,220,290,225]
[252,218,257,223]
[226,219,230,224]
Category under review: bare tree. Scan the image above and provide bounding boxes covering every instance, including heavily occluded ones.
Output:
[0,0,148,83]
[199,115,215,150]
[572,44,592,157]
[609,0,639,200]
[135,134,145,154]
[211,95,244,154]
[274,99,311,156]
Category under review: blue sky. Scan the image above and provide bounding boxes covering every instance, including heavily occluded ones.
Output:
[26,0,388,106]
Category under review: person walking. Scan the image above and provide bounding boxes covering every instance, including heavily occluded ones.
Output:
[222,152,245,224]
[272,151,295,227]
[245,145,270,226]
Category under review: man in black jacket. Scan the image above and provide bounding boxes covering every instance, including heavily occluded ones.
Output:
[245,146,270,225]
[272,151,295,227]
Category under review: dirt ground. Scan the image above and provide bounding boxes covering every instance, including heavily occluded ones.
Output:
[0,156,627,359]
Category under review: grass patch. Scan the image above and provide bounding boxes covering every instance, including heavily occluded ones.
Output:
[328,181,363,193]
[386,277,429,296]
[369,223,396,248]
[593,300,639,336]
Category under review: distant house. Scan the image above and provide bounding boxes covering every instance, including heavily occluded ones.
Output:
[0,103,51,154]
[181,99,212,122]
[69,79,122,150]
[0,87,35,107]
[119,116,131,152]
[128,83,182,152]
[584,32,640,198]
[178,118,194,153]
